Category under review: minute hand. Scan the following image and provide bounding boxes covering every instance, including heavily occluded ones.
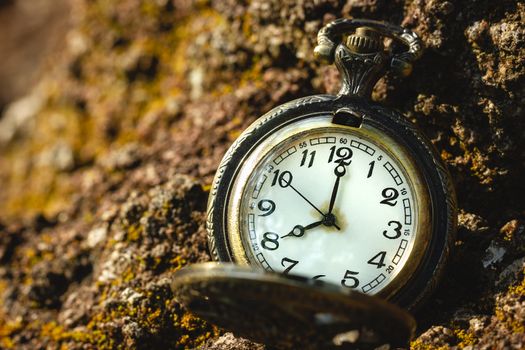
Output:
[287,182,341,230]
[288,183,324,216]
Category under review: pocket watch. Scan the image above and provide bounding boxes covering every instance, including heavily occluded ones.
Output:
[172,19,457,349]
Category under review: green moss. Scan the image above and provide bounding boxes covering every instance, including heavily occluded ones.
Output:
[83,292,218,349]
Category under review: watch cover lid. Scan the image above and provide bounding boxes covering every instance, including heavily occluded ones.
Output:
[171,262,416,349]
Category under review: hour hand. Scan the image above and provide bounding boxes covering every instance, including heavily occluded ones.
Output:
[328,161,350,215]
[282,220,323,238]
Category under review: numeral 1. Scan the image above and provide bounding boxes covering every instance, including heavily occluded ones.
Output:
[367,161,375,178]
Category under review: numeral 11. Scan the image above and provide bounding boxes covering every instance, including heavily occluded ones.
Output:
[300,150,316,168]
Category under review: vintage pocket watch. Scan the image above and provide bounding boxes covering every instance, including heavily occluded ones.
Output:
[172,19,457,349]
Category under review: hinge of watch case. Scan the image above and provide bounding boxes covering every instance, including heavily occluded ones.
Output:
[332,107,363,128]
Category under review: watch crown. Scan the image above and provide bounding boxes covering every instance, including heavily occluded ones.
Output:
[346,27,383,54]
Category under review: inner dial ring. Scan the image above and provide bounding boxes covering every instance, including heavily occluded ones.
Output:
[227,115,431,299]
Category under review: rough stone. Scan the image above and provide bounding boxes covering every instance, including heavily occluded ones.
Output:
[0,0,524,349]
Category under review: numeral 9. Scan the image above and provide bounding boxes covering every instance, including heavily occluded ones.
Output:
[257,199,276,216]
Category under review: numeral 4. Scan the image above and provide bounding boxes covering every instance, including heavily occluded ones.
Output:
[368,251,386,269]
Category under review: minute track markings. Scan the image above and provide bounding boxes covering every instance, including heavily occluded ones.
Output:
[273,145,297,165]
[362,273,386,293]
[350,139,375,156]
[309,136,336,145]
[402,198,412,225]
[383,161,403,186]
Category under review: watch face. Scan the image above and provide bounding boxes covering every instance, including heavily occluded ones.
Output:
[226,114,432,298]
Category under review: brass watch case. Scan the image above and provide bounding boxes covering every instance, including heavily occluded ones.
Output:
[206,95,457,310]
[171,263,416,349]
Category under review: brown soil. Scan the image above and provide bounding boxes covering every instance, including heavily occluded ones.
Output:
[0,0,523,349]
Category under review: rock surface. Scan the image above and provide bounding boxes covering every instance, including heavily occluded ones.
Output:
[0,0,524,349]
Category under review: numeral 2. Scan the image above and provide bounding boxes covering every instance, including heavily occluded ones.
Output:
[380,187,399,206]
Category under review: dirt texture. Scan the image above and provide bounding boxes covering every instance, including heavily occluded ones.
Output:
[0,0,523,349]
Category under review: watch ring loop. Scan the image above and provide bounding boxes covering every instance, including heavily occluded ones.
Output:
[313,18,423,76]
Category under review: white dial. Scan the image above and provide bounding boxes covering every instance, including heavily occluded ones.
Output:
[239,128,418,295]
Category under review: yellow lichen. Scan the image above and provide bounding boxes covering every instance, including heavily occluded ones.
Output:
[507,268,525,297]
[454,328,476,347]
[492,273,525,334]
[410,339,449,350]
[169,256,187,272]
[0,2,229,348]
[0,319,22,349]
[126,223,143,242]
